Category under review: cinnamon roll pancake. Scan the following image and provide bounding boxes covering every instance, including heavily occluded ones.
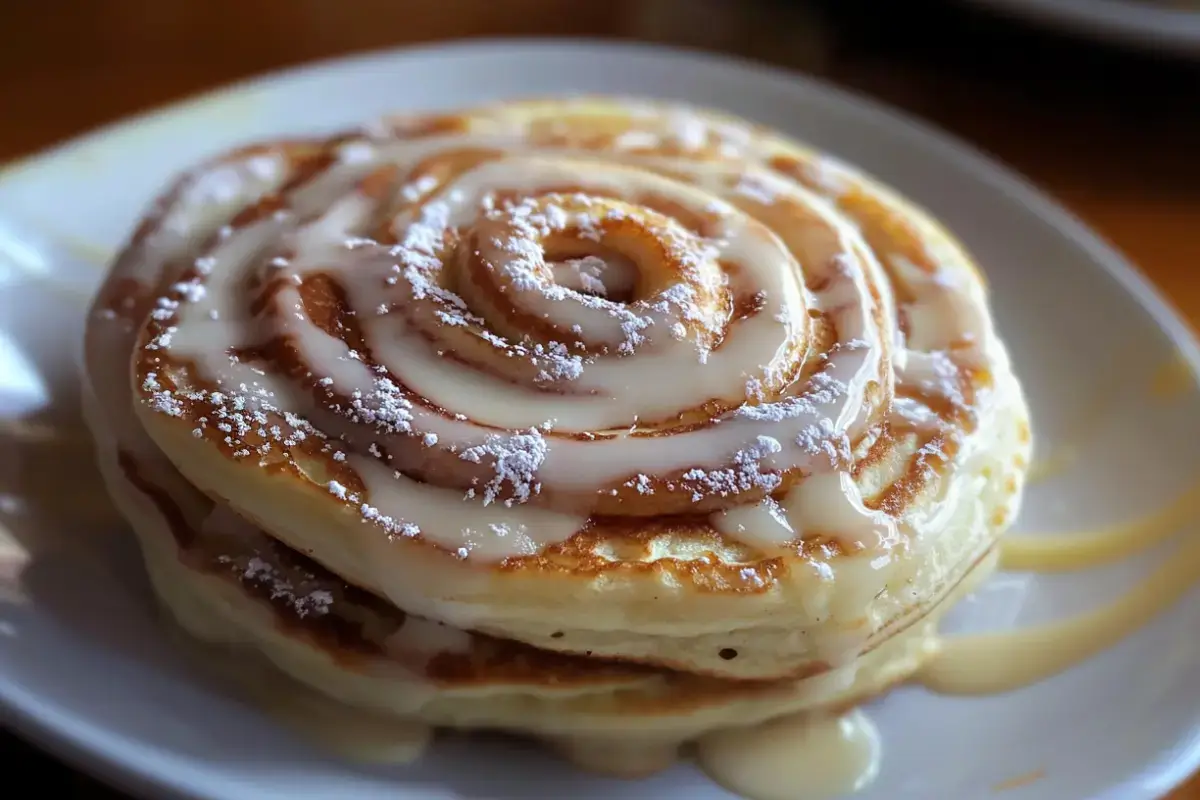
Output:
[83,97,1030,756]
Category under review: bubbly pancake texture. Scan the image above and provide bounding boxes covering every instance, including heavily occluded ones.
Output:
[85,97,1029,709]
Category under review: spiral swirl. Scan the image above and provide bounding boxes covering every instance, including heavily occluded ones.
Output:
[125,99,1002,567]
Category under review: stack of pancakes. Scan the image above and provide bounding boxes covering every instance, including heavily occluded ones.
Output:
[82,98,1030,770]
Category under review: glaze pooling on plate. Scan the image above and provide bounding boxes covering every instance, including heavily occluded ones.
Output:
[1,40,1198,800]
[923,496,1200,695]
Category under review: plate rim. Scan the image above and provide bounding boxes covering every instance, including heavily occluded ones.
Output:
[965,0,1200,55]
[3,36,1200,800]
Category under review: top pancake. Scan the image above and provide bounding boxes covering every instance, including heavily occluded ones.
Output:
[85,97,1032,679]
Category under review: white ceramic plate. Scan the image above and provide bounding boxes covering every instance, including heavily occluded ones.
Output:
[2,40,1199,800]
[966,0,1200,55]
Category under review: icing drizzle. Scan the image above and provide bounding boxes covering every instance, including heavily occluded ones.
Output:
[117,102,1004,563]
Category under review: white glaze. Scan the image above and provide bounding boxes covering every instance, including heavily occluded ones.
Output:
[923,490,1200,696]
[697,709,882,800]
[125,110,1010,564]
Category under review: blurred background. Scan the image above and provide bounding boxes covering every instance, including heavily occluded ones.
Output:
[1,0,1198,795]
[2,0,1197,318]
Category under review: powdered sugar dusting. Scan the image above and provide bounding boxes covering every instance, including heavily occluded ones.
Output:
[459,429,547,506]
[667,110,711,151]
[796,418,852,469]
[734,173,780,206]
[736,369,847,423]
[625,473,655,495]
[679,436,784,502]
[346,377,415,434]
[230,555,333,618]
[531,341,584,383]
[804,156,852,197]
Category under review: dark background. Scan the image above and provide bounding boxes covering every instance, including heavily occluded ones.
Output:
[1,0,1197,795]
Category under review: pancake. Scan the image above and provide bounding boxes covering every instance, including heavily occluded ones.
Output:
[85,391,996,751]
[83,96,1030,730]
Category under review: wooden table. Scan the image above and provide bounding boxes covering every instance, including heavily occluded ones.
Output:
[1,0,1197,796]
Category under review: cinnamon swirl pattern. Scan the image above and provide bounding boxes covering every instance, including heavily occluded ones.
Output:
[84,98,1030,769]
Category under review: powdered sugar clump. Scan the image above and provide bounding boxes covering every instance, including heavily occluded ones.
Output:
[803,156,852,197]
[232,555,333,618]
[531,341,584,383]
[459,428,548,506]
[796,417,852,469]
[326,477,421,539]
[736,369,847,423]
[625,474,655,495]
[562,255,610,296]
[345,377,414,434]
[678,435,783,502]
[734,173,780,206]
[400,174,439,202]
[360,502,421,538]
[666,111,710,151]
[149,391,185,416]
